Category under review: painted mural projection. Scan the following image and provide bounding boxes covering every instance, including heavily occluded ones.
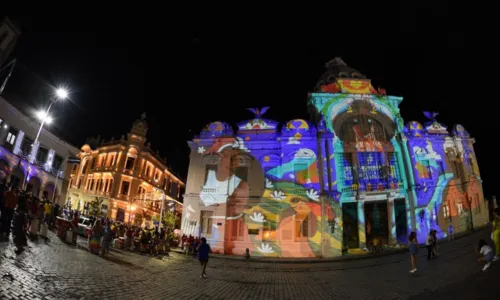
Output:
[192,111,342,258]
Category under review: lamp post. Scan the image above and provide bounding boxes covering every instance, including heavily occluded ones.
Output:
[33,88,68,145]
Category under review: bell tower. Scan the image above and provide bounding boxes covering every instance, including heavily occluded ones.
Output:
[127,112,148,146]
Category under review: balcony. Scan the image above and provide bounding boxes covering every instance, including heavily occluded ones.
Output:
[0,145,65,179]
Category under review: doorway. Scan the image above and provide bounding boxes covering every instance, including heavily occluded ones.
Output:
[342,202,359,249]
[364,201,389,246]
[116,208,125,222]
[394,198,408,243]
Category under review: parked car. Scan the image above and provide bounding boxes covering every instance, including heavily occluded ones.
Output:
[77,217,93,237]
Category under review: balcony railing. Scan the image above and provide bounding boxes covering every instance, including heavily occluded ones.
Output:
[1,145,65,179]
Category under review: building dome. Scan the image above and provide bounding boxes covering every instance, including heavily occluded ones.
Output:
[407,121,425,137]
[314,57,367,92]
[281,119,316,137]
[199,121,233,138]
[452,124,469,137]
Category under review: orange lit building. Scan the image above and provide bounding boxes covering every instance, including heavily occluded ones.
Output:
[67,114,184,225]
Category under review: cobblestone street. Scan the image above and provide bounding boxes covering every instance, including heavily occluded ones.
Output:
[1,230,499,300]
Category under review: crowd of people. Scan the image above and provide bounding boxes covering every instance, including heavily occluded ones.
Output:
[0,178,61,240]
[83,218,175,256]
[408,207,500,273]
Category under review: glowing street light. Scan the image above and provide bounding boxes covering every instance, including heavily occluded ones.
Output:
[33,87,68,145]
[35,110,53,124]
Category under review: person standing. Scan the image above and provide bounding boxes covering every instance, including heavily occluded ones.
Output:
[197,237,211,278]
[426,230,435,260]
[0,188,18,235]
[408,231,419,273]
[0,178,6,215]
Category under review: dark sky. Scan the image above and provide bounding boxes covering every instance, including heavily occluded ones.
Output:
[2,6,498,197]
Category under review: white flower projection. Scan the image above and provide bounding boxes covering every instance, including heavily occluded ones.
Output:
[265,178,274,189]
[257,243,275,254]
[197,146,206,154]
[306,189,319,201]
[249,212,265,223]
[271,190,285,200]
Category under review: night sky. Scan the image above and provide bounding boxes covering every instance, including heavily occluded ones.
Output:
[1,7,497,197]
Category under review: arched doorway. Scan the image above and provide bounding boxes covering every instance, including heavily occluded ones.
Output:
[10,166,25,189]
[0,159,10,180]
[26,176,42,197]
[43,182,57,202]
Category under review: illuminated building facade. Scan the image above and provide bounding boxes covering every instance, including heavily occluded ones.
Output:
[67,114,185,224]
[0,96,79,203]
[182,57,488,258]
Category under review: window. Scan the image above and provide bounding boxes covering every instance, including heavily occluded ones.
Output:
[443,202,451,221]
[204,164,218,183]
[20,137,33,154]
[340,153,354,189]
[53,155,63,171]
[154,170,160,181]
[262,220,275,242]
[231,218,245,241]
[6,132,16,145]
[125,157,135,170]
[200,211,213,235]
[121,181,130,195]
[36,147,48,163]
[170,183,178,199]
[295,216,309,241]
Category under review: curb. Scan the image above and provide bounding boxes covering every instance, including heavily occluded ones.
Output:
[172,228,488,264]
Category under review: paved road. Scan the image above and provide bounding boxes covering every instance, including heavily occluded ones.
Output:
[0,230,499,300]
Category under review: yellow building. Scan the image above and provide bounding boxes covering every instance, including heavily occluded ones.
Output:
[67,113,184,225]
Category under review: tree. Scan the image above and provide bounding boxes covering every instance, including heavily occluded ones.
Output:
[163,210,176,229]
[89,197,104,217]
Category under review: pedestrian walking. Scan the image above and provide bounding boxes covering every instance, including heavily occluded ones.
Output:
[477,239,494,271]
[408,231,418,273]
[426,230,435,260]
[197,237,211,278]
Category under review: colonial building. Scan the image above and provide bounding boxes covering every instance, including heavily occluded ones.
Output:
[182,57,488,258]
[0,95,79,202]
[67,114,185,225]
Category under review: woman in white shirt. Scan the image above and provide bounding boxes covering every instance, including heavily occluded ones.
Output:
[477,239,494,271]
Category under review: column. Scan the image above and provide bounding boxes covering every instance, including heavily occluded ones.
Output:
[357,201,366,249]
[387,198,396,245]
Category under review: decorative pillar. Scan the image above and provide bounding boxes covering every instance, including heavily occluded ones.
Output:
[357,201,366,249]
[44,149,55,172]
[29,141,40,163]
[13,130,24,155]
[387,198,396,245]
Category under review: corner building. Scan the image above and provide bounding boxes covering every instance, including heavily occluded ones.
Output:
[182,58,488,258]
[67,114,185,223]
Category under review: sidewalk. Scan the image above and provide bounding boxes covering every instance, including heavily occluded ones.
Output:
[174,228,486,264]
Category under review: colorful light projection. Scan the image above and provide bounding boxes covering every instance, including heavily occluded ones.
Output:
[184,73,484,258]
[405,118,483,242]
[184,108,342,258]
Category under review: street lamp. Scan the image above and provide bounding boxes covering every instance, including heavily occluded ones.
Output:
[33,87,68,145]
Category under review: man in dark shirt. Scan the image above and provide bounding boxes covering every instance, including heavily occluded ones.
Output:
[1,188,18,235]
